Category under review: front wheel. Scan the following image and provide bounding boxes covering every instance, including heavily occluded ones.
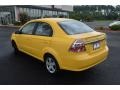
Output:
[45,55,60,74]
[11,41,19,54]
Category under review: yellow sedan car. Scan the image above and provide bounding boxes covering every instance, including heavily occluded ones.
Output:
[11,18,109,74]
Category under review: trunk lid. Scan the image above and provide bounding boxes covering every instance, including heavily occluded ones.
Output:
[69,31,106,54]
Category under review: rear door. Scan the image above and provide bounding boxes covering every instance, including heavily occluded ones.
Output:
[30,22,53,60]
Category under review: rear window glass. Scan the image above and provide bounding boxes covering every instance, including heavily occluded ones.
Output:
[58,20,94,35]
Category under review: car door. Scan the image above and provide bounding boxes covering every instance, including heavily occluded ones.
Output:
[30,22,53,60]
[16,22,37,54]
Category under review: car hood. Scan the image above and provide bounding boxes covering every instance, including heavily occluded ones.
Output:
[109,21,120,27]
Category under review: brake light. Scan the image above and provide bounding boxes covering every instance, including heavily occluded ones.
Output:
[69,40,86,52]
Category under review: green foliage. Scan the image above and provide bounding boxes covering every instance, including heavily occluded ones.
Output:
[59,15,64,18]
[43,15,51,18]
[13,21,21,26]
[109,25,120,30]
[19,12,30,24]
[69,12,81,20]
[95,26,105,30]
[69,12,93,21]
[71,5,120,21]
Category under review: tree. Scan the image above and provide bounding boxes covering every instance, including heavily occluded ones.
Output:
[69,12,81,20]
[70,5,120,21]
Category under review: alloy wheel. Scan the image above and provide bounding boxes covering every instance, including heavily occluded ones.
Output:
[45,57,56,74]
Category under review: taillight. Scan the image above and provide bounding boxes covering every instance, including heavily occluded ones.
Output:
[69,40,86,52]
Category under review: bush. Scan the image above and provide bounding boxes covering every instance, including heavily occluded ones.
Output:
[82,15,94,22]
[19,12,30,24]
[14,21,21,26]
[109,25,120,30]
[95,26,105,30]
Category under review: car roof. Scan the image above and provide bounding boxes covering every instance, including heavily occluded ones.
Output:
[30,18,73,23]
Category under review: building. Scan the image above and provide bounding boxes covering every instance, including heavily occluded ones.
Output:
[0,5,73,25]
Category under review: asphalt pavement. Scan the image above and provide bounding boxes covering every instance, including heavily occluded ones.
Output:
[85,21,113,28]
[0,26,120,85]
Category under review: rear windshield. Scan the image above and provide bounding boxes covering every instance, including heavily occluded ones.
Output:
[58,20,94,35]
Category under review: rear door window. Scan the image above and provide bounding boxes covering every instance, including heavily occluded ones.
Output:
[35,22,53,36]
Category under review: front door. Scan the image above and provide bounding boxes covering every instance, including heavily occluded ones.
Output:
[16,22,36,54]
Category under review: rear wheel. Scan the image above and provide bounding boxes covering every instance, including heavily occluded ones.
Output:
[44,55,60,74]
[11,41,19,54]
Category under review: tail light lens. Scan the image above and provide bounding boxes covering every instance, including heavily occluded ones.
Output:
[69,40,86,52]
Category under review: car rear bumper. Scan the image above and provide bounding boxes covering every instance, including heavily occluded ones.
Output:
[60,46,109,71]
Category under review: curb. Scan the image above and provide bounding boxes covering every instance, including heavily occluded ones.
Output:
[96,30,120,33]
[0,25,21,28]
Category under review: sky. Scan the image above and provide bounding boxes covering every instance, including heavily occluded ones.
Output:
[0,0,120,5]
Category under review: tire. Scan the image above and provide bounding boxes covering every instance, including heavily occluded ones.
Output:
[11,41,19,54]
[44,55,60,74]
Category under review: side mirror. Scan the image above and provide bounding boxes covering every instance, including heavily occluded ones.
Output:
[15,30,22,34]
